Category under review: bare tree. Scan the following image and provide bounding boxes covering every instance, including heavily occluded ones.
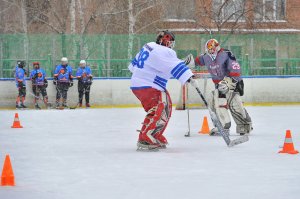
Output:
[98,0,164,59]
[195,0,289,35]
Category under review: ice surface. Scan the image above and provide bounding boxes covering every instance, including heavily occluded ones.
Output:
[0,106,300,199]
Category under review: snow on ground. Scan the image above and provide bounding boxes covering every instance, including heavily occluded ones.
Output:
[0,106,300,199]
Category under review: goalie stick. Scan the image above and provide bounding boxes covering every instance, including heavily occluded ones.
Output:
[191,80,249,147]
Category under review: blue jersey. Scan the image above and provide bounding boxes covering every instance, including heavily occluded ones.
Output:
[76,66,92,82]
[15,67,26,87]
[30,68,46,85]
[195,49,241,84]
[54,65,73,82]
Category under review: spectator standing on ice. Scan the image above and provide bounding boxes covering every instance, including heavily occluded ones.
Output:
[30,62,49,109]
[76,60,93,108]
[194,39,252,136]
[53,57,73,108]
[15,60,27,109]
[128,30,195,151]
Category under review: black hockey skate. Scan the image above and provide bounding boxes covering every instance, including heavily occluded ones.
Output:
[35,103,41,110]
[16,104,22,109]
[20,103,27,109]
[55,103,64,110]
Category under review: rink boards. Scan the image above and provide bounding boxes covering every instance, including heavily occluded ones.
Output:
[0,76,300,108]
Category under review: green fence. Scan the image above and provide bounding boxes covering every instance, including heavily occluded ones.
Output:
[0,33,300,78]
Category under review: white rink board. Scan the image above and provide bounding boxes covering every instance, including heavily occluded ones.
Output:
[0,77,300,107]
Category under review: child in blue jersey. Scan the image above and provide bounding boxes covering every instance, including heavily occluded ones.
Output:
[15,60,27,108]
[30,62,49,109]
[53,57,74,108]
[76,60,93,108]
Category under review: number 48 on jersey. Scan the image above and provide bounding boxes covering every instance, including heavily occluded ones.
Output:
[131,48,149,69]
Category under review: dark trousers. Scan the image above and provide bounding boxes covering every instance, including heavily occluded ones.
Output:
[32,85,47,98]
[56,82,69,103]
[78,81,91,104]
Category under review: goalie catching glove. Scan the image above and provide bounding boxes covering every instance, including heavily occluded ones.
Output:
[218,77,238,94]
[183,54,195,69]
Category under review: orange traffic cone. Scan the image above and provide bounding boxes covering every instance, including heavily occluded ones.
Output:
[199,116,210,134]
[1,155,15,186]
[11,113,23,128]
[279,130,299,154]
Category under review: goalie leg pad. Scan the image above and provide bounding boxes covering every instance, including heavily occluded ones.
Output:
[153,91,172,146]
[208,90,231,135]
[133,88,171,145]
[227,92,252,134]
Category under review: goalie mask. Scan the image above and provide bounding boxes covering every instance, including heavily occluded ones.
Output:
[156,30,175,49]
[205,39,220,61]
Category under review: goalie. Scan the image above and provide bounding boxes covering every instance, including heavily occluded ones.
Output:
[129,30,194,151]
[192,39,252,136]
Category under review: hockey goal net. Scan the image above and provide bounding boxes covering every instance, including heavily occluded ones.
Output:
[176,71,212,110]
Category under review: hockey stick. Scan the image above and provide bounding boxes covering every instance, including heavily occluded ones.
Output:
[69,82,86,109]
[185,83,191,137]
[28,89,53,109]
[191,81,249,147]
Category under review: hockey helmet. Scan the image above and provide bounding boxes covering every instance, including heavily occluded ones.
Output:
[156,30,175,49]
[79,60,86,68]
[33,62,40,69]
[17,60,25,68]
[61,57,68,65]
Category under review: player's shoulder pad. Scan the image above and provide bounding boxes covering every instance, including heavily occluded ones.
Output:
[223,49,236,61]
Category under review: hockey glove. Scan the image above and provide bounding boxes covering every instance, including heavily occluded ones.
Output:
[183,54,195,69]
[33,73,38,80]
[87,76,93,85]
[53,77,57,85]
[69,80,74,87]
[218,77,237,94]
[44,79,48,88]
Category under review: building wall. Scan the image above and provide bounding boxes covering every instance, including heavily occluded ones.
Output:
[162,0,300,33]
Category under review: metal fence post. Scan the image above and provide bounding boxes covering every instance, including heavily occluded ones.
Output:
[0,38,2,78]
[244,54,249,76]
[276,37,279,75]
[47,54,52,77]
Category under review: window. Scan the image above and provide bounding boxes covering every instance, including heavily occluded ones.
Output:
[254,0,286,21]
[164,0,195,20]
[212,0,246,22]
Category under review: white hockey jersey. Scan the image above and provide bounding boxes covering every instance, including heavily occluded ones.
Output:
[128,42,193,91]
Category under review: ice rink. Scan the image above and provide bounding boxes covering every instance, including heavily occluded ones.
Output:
[0,106,300,199]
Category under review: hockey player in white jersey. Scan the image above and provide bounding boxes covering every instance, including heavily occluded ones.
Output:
[128,30,194,151]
